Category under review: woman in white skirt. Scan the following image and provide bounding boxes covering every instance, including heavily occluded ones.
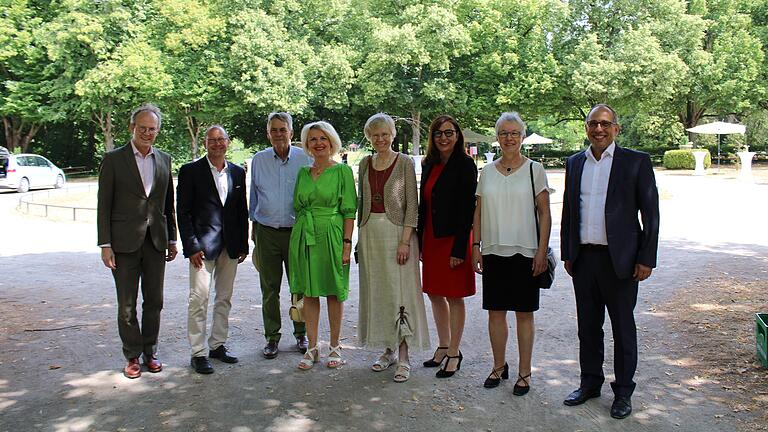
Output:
[357,113,430,382]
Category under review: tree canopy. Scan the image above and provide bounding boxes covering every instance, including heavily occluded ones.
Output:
[2,0,767,167]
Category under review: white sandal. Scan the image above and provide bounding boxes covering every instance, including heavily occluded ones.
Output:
[298,346,319,370]
[371,352,395,372]
[326,345,344,368]
[393,361,411,383]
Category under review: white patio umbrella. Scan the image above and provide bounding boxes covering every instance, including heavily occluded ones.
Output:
[522,133,553,145]
[686,121,746,169]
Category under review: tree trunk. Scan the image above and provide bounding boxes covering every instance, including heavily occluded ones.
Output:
[19,124,40,153]
[186,115,200,159]
[2,116,40,153]
[679,100,706,143]
[94,109,115,152]
[411,110,421,156]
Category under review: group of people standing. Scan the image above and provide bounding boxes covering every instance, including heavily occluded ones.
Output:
[97,102,658,420]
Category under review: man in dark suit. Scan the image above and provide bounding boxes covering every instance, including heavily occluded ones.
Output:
[177,125,248,374]
[560,104,660,419]
[97,104,178,379]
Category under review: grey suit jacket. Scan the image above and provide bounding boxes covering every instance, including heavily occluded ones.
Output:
[560,145,660,279]
[97,143,177,253]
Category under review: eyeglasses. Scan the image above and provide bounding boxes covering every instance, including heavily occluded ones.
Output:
[432,129,456,138]
[269,128,290,135]
[586,120,616,129]
[136,126,158,134]
[498,131,522,139]
[206,137,229,144]
[370,132,391,141]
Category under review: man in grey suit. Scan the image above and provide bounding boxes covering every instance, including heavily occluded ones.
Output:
[97,104,178,379]
[560,104,660,419]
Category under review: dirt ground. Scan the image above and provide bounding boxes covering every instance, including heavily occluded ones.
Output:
[1,166,767,431]
[657,276,768,431]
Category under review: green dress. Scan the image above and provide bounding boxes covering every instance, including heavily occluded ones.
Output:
[289,163,357,301]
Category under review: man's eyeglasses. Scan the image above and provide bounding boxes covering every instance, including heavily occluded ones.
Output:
[433,130,456,138]
[586,120,616,129]
[206,138,229,144]
[270,128,290,135]
[498,131,522,139]
[136,126,158,134]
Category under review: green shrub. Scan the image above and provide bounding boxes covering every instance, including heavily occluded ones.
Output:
[663,149,712,170]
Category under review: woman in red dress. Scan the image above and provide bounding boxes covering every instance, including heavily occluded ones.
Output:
[417,115,477,378]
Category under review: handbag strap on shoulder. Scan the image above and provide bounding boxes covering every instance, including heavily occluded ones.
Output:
[529,162,541,244]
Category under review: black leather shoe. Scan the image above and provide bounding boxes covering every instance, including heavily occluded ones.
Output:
[263,341,279,359]
[209,345,239,364]
[610,396,632,419]
[296,336,309,354]
[435,351,463,378]
[191,356,214,374]
[512,373,531,396]
[483,363,509,388]
[563,387,601,406]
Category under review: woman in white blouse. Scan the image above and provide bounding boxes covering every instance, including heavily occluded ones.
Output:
[471,112,553,396]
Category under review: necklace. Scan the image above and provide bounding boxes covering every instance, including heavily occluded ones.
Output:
[498,156,525,174]
[370,153,396,203]
[311,163,330,180]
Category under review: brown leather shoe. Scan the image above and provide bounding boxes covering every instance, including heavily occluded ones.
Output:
[124,358,141,379]
[143,354,162,373]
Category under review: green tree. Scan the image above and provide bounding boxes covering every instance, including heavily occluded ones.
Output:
[355,2,472,154]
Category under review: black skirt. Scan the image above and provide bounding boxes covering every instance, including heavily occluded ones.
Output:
[481,253,540,312]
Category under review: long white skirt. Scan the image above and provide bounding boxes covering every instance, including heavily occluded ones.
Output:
[357,213,430,351]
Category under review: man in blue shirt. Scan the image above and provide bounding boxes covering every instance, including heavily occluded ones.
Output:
[250,112,312,359]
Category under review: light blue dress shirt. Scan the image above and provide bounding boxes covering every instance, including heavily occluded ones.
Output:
[249,146,312,228]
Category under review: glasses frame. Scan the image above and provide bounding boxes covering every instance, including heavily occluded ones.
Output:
[432,129,456,138]
[498,131,523,139]
[586,120,617,129]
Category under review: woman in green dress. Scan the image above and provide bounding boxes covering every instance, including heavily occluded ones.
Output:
[289,121,357,370]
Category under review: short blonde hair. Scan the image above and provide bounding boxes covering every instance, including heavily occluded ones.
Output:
[300,121,342,156]
[363,113,396,141]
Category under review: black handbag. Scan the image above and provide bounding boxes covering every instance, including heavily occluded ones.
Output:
[529,163,556,289]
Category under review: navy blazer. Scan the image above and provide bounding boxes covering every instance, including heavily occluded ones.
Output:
[560,145,660,279]
[417,152,477,260]
[176,157,249,260]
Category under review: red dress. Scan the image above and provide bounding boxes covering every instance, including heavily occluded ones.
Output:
[421,163,476,298]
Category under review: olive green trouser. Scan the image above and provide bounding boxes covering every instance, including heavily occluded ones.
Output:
[252,222,306,342]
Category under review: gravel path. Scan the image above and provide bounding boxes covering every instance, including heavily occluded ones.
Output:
[0,167,766,432]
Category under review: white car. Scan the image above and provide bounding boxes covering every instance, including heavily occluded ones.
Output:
[0,149,66,193]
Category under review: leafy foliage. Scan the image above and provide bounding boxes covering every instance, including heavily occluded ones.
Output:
[1,0,768,167]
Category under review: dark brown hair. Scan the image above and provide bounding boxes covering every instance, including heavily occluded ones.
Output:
[424,115,465,166]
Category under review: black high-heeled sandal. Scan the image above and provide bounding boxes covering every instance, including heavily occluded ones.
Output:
[513,373,531,396]
[483,362,509,388]
[423,346,448,367]
[435,351,463,378]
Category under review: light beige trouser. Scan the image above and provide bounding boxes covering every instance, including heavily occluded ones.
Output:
[188,252,238,357]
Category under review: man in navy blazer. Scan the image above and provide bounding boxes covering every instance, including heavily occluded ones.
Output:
[177,125,248,374]
[560,104,660,419]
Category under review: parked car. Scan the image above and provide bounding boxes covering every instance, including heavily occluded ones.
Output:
[0,150,66,193]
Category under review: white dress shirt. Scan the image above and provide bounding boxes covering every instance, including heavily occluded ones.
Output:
[131,142,155,197]
[579,142,615,245]
[206,156,229,206]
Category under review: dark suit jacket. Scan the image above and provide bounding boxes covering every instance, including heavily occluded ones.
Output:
[176,157,248,260]
[417,152,477,260]
[560,145,660,279]
[97,143,176,253]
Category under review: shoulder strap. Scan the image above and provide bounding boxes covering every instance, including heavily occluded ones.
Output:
[529,161,541,243]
